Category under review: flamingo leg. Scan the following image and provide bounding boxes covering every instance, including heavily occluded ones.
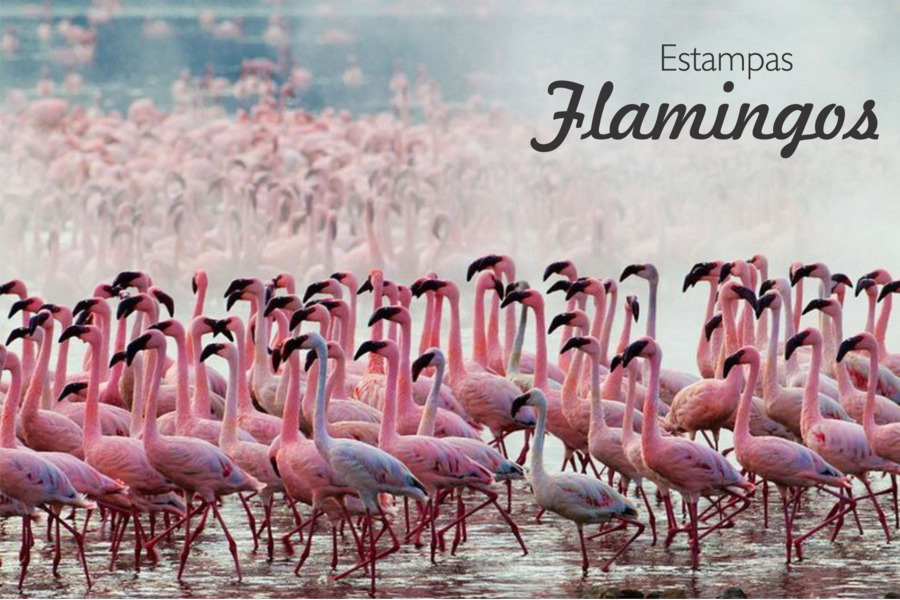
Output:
[239,493,259,552]
[578,525,589,573]
[18,516,31,590]
[177,493,194,581]
[210,499,242,582]
[638,486,658,545]
[599,517,645,572]
[295,508,319,575]
[861,478,892,542]
[45,507,92,588]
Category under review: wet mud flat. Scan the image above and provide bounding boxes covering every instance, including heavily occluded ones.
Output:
[1,459,898,599]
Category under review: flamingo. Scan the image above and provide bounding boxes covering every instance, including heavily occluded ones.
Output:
[126,329,264,581]
[284,333,427,594]
[413,278,536,460]
[664,281,757,447]
[153,318,256,444]
[7,314,84,457]
[510,388,643,573]
[802,298,900,424]
[621,263,699,402]
[201,342,284,560]
[784,329,899,543]
[723,345,851,562]
[754,290,851,436]
[354,338,493,561]
[622,337,753,569]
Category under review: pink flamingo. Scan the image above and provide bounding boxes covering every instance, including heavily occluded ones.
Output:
[784,329,899,543]
[511,388,643,573]
[803,298,900,424]
[414,278,536,459]
[7,313,84,457]
[271,335,364,575]
[219,315,282,443]
[837,332,900,528]
[621,263,699,402]
[368,305,479,438]
[622,337,753,569]
[754,290,850,436]
[723,345,851,562]
[0,445,95,588]
[664,282,757,447]
[127,329,264,581]
[682,261,725,379]
[201,342,284,560]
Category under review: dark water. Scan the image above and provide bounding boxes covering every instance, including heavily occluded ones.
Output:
[2,446,898,599]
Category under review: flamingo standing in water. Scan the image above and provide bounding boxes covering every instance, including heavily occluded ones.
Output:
[413,277,535,460]
[622,337,753,569]
[354,337,493,562]
[284,333,428,594]
[723,345,851,563]
[201,342,284,560]
[836,332,900,527]
[511,388,643,573]
[127,329,264,582]
[784,329,899,543]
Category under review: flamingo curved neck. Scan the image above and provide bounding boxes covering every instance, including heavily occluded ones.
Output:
[417,361,444,437]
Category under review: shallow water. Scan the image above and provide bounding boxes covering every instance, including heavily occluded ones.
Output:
[2,455,898,599]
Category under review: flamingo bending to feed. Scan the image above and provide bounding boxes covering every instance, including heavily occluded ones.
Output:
[511,388,643,573]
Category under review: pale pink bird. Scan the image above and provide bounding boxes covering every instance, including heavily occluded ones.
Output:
[803,298,900,424]
[664,281,757,447]
[272,335,362,574]
[219,314,283,443]
[153,318,256,444]
[623,337,753,569]
[724,345,850,563]
[7,314,84,458]
[620,263,699,402]
[288,333,427,594]
[754,286,851,437]
[368,305,479,438]
[511,388,642,573]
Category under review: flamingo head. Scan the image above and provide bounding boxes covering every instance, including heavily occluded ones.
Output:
[620,263,658,285]
[542,260,577,282]
[878,280,900,303]
[126,329,166,365]
[622,336,660,367]
[265,294,302,317]
[548,310,589,335]
[683,261,722,291]
[785,328,820,360]
[289,303,331,330]
[8,296,42,319]
[802,297,840,318]
[855,278,877,298]
[704,314,723,341]
[368,305,409,328]
[560,335,600,357]
[411,347,445,382]
[837,332,878,363]
[303,278,342,302]
[723,346,760,378]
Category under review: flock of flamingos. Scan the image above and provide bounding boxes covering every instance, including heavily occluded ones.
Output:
[0,3,897,597]
[0,253,899,594]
